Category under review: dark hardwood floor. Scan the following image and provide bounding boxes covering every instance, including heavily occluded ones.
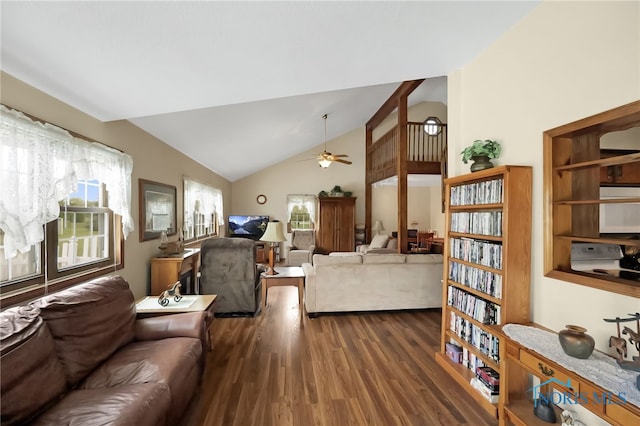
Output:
[183,287,497,426]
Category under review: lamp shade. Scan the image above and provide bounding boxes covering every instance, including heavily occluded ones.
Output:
[372,220,385,234]
[159,231,168,247]
[260,221,287,243]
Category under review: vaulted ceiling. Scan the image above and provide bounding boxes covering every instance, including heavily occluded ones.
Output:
[1,1,539,181]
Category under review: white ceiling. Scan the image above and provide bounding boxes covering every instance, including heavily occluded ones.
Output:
[1,1,539,181]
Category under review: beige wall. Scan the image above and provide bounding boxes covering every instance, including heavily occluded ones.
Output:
[1,72,232,300]
[231,124,365,224]
[449,3,639,421]
[449,0,638,385]
[371,185,444,237]
[232,101,448,250]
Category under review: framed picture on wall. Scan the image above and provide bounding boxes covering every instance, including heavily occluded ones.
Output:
[139,179,177,242]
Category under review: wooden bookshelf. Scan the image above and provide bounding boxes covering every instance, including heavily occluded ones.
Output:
[436,165,532,419]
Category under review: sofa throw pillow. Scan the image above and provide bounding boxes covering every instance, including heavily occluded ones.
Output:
[369,234,389,249]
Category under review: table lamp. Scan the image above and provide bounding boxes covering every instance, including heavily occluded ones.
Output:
[372,220,385,235]
[260,221,287,275]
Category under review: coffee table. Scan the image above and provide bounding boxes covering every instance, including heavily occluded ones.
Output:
[261,266,305,318]
[136,294,217,350]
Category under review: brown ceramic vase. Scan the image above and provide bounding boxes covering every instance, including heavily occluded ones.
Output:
[558,325,595,359]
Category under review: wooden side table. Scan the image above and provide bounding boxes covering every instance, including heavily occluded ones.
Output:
[136,294,217,350]
[150,248,200,295]
[261,266,304,319]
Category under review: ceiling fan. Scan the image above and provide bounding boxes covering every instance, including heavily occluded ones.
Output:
[315,114,351,168]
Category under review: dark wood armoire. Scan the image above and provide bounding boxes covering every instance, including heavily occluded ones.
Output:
[316,197,356,254]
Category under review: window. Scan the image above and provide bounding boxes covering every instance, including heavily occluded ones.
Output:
[0,105,132,302]
[49,179,114,276]
[287,195,316,231]
[422,116,443,136]
[183,177,223,241]
[0,235,41,285]
[1,180,121,296]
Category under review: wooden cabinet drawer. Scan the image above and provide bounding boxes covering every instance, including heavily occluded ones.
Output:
[606,400,640,425]
[579,381,604,416]
[519,350,578,393]
[506,341,519,359]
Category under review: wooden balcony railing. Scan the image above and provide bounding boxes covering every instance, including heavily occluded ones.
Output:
[366,122,447,184]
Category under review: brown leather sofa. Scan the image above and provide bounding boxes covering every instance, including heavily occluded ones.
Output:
[0,275,207,426]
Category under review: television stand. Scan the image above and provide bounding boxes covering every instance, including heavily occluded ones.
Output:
[255,241,267,263]
[254,241,280,264]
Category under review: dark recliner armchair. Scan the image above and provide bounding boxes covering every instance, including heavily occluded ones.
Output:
[199,237,262,316]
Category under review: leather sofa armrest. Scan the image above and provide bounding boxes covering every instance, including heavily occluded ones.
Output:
[135,312,207,343]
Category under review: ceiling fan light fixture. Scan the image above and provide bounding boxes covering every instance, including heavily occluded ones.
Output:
[313,113,350,167]
[319,158,332,168]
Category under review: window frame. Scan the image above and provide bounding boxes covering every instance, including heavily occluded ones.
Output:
[286,194,317,232]
[1,215,124,306]
[46,206,116,281]
[543,100,640,298]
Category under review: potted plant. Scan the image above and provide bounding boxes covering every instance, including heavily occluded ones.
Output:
[461,139,502,172]
[330,185,344,197]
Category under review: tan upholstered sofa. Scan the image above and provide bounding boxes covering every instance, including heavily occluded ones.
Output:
[302,253,443,315]
[356,234,398,254]
[0,275,207,426]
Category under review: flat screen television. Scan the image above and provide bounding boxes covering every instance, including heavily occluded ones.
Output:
[227,215,269,240]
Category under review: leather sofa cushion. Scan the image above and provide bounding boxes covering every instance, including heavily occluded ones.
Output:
[81,338,202,425]
[1,306,67,426]
[81,338,201,390]
[32,383,170,426]
[30,275,137,386]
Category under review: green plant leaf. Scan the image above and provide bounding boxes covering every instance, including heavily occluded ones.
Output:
[461,139,501,163]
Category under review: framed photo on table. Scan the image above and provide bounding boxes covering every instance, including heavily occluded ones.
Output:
[139,179,177,241]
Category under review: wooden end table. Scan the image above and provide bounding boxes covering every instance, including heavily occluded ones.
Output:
[135,294,217,350]
[261,266,305,319]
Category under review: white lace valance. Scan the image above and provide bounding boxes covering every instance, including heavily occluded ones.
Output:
[0,105,134,259]
[183,177,224,239]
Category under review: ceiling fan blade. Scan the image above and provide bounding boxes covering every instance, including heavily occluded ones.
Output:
[333,158,352,165]
[331,154,349,158]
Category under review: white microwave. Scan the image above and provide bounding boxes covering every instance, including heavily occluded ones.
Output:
[599,187,640,234]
